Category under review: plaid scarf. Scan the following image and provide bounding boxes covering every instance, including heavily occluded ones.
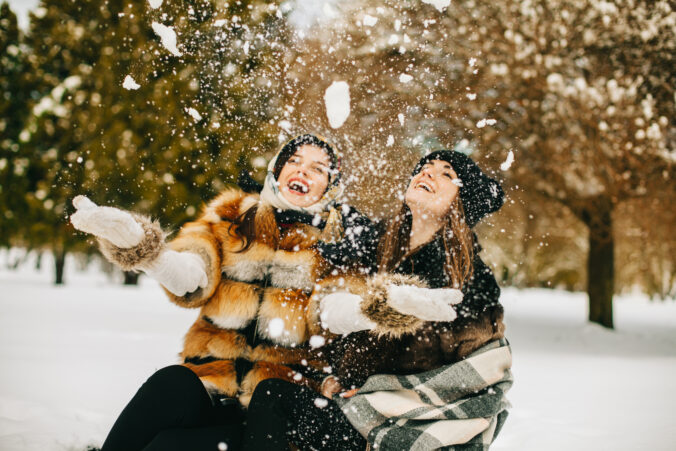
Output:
[335,339,513,450]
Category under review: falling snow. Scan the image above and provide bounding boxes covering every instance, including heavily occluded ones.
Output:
[399,73,413,83]
[324,81,351,128]
[500,150,515,171]
[363,15,378,27]
[309,335,326,348]
[151,22,182,57]
[267,317,285,338]
[122,75,140,90]
[186,107,202,121]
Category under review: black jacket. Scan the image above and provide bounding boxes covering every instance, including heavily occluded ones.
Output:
[320,232,505,388]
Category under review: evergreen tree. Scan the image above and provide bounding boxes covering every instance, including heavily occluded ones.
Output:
[18,0,294,283]
[0,3,31,248]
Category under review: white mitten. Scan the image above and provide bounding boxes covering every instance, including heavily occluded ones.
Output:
[71,195,145,248]
[140,250,209,297]
[319,292,376,335]
[386,285,463,322]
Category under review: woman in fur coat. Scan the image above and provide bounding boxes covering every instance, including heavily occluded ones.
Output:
[70,134,377,451]
[243,150,507,451]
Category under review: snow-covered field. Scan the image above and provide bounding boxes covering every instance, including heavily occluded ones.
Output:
[1,251,675,450]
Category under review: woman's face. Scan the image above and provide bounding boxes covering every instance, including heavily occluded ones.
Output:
[405,159,460,218]
[277,144,331,208]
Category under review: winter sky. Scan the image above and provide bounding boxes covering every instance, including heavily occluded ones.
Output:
[6,0,334,30]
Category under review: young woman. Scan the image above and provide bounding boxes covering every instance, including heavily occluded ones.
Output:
[243,150,508,450]
[70,134,376,451]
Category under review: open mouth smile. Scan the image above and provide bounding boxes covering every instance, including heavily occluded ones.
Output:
[287,178,310,194]
[415,181,435,193]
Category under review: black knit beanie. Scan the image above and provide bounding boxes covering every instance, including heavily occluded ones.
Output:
[273,134,340,186]
[412,150,504,228]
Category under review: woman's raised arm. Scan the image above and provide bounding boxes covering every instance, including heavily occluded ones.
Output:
[70,195,209,298]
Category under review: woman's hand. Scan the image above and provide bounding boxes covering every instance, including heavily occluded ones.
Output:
[319,292,376,334]
[340,388,359,398]
[321,376,343,398]
[70,195,145,248]
[387,285,463,322]
[141,250,209,297]
[321,376,360,399]
[71,195,208,297]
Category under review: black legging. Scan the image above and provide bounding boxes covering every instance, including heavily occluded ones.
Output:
[100,365,243,451]
[243,378,367,451]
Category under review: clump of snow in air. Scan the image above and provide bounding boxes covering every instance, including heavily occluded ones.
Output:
[293,372,303,381]
[217,442,228,451]
[422,0,451,12]
[500,150,515,171]
[252,156,267,168]
[122,75,140,90]
[324,81,350,129]
[314,398,329,408]
[363,14,378,26]
[278,120,292,132]
[399,73,413,83]
[386,135,394,146]
[309,335,326,349]
[267,317,285,338]
[476,118,496,128]
[398,113,405,126]
[148,0,163,9]
[151,22,182,57]
[186,108,202,121]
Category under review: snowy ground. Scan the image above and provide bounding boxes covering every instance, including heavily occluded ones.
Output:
[1,251,675,450]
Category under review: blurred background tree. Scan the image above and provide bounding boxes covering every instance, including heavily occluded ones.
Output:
[2,0,293,283]
[0,3,31,249]
[281,0,675,328]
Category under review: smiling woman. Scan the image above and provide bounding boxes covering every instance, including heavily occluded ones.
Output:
[69,133,378,451]
[259,134,341,214]
[277,145,331,207]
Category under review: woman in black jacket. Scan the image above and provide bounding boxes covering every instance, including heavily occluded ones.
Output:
[243,150,506,450]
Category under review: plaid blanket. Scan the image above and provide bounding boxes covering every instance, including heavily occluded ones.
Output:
[334,339,513,451]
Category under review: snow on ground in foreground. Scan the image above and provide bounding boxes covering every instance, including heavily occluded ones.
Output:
[1,252,675,450]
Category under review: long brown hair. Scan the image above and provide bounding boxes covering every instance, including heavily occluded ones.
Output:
[378,197,475,289]
[232,205,262,252]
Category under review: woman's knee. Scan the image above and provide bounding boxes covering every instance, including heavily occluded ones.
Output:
[137,365,206,405]
[248,378,291,414]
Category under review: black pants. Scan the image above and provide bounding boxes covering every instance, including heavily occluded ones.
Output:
[243,378,367,451]
[100,365,243,451]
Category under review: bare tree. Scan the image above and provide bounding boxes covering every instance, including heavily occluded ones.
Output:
[291,0,675,327]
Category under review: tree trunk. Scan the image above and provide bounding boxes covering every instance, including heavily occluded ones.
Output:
[123,271,140,285]
[580,196,614,329]
[54,249,66,285]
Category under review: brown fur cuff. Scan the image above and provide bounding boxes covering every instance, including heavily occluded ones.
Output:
[361,273,427,339]
[97,214,166,271]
